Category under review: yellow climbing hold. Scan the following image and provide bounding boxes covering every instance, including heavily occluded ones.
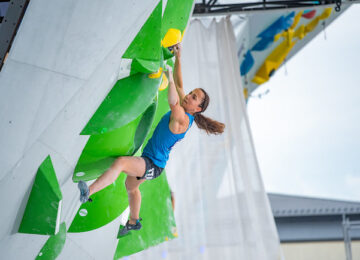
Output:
[243,88,248,100]
[305,17,320,34]
[290,11,304,30]
[305,8,332,35]
[159,73,169,91]
[252,40,296,85]
[165,236,169,241]
[162,28,182,48]
[294,25,305,39]
[274,33,282,42]
[148,67,163,79]
[319,8,332,20]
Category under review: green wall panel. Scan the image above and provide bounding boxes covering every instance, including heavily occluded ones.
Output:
[68,173,128,233]
[74,101,157,182]
[114,171,176,259]
[36,222,66,260]
[122,0,162,61]
[162,0,195,38]
[19,156,62,235]
[81,73,161,135]
[142,88,169,150]
[130,59,160,75]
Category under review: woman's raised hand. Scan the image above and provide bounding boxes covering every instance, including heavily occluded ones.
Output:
[165,65,174,82]
[173,43,182,58]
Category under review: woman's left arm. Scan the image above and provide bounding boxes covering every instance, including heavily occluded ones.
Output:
[166,66,186,125]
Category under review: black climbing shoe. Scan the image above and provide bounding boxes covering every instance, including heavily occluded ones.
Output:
[78,181,91,203]
[119,218,142,236]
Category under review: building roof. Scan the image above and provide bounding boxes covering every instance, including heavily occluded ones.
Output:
[267,193,360,242]
[268,193,360,217]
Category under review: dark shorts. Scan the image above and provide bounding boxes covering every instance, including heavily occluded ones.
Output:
[136,156,164,180]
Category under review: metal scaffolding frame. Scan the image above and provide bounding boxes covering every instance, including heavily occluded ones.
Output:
[342,215,360,260]
[193,0,359,15]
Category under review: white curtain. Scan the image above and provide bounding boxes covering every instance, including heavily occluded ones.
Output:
[132,17,281,260]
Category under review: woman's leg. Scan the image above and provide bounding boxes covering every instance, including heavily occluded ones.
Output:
[125,176,145,224]
[89,156,146,196]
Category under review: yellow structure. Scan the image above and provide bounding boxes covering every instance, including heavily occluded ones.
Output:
[252,8,332,86]
[252,39,296,85]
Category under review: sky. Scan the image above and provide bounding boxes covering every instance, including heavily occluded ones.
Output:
[247,4,360,202]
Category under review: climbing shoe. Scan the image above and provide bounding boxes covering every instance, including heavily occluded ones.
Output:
[119,218,142,236]
[78,181,91,203]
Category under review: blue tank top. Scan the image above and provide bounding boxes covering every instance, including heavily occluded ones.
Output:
[142,111,194,168]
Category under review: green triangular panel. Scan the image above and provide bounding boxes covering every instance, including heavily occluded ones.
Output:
[122,0,162,61]
[74,101,157,182]
[130,59,161,75]
[142,88,169,150]
[81,73,161,135]
[134,101,157,151]
[19,156,62,235]
[36,222,66,260]
[161,0,195,38]
[114,171,176,258]
[113,88,173,258]
[68,173,128,233]
[73,156,117,182]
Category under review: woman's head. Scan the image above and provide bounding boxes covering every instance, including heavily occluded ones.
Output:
[183,88,225,135]
[182,88,209,115]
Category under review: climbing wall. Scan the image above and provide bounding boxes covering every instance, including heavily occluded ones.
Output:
[0,0,195,259]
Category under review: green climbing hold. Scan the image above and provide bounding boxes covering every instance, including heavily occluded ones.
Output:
[18,156,62,235]
[36,222,66,260]
[162,0,195,38]
[81,73,161,135]
[74,100,157,182]
[114,171,176,258]
[123,0,162,61]
[68,173,129,233]
[130,59,161,75]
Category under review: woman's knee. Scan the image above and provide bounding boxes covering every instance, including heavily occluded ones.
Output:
[125,179,139,194]
[112,157,128,174]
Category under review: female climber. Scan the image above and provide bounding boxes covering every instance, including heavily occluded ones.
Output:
[78,44,225,235]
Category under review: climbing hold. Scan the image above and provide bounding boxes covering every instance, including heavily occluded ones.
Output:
[243,88,249,100]
[130,59,160,75]
[36,222,66,260]
[122,1,162,61]
[159,73,169,91]
[290,11,304,29]
[294,25,305,39]
[252,40,296,85]
[257,12,295,39]
[148,67,163,79]
[80,73,161,135]
[240,51,254,76]
[18,156,62,235]
[162,28,182,48]
[319,8,332,20]
[302,10,316,19]
[252,37,274,51]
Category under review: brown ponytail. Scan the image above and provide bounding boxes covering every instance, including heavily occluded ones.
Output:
[194,88,225,135]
